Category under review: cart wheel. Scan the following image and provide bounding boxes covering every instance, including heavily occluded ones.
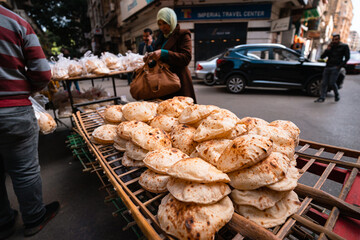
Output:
[226,75,246,94]
[203,73,216,86]
[306,78,321,97]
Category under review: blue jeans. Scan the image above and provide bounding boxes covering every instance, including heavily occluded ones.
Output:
[320,66,339,99]
[0,106,45,226]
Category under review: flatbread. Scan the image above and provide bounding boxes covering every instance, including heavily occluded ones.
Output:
[149,115,179,132]
[157,96,194,117]
[194,109,239,142]
[122,152,145,167]
[158,194,234,240]
[138,169,170,193]
[230,188,289,210]
[248,125,293,146]
[216,134,273,173]
[113,135,127,152]
[170,124,198,155]
[195,139,232,166]
[125,141,148,161]
[167,177,231,204]
[122,101,157,122]
[143,148,189,174]
[167,158,230,183]
[235,191,301,228]
[178,104,220,124]
[223,123,247,139]
[116,120,150,140]
[269,120,300,145]
[103,105,123,123]
[267,165,299,191]
[92,124,118,144]
[239,117,269,132]
[228,152,290,190]
[131,127,172,151]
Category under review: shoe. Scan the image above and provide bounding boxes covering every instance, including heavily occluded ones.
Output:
[24,201,60,237]
[314,98,325,103]
[0,210,18,239]
[335,95,340,102]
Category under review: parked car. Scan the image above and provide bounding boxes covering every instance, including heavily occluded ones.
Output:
[195,54,221,85]
[215,44,345,96]
[345,51,360,74]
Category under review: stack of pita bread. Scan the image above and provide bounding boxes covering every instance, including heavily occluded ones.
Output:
[90,96,303,236]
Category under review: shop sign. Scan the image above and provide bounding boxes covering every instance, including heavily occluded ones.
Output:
[175,4,271,21]
[271,17,291,32]
[121,0,154,21]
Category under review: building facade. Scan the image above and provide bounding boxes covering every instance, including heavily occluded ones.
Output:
[348,30,360,51]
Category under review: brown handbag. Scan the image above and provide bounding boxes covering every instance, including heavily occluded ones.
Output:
[130,59,181,100]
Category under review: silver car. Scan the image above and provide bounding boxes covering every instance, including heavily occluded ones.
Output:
[195,54,221,85]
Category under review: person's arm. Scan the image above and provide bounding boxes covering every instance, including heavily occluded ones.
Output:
[320,49,329,59]
[160,32,191,67]
[146,44,154,53]
[23,23,51,92]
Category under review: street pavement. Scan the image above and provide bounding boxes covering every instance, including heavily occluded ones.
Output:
[5,73,360,239]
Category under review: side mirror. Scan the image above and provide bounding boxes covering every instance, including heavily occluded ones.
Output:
[299,56,305,63]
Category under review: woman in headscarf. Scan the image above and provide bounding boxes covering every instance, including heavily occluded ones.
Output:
[147,7,197,103]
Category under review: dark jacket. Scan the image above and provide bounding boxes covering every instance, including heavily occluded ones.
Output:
[154,24,197,103]
[138,42,154,55]
[321,42,350,68]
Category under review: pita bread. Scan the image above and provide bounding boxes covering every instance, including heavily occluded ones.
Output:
[230,188,289,210]
[157,96,194,117]
[167,158,230,183]
[138,169,170,193]
[167,177,231,204]
[92,124,118,144]
[122,152,145,167]
[189,149,200,158]
[239,117,269,132]
[125,141,148,161]
[170,124,198,155]
[38,112,57,134]
[196,139,232,166]
[272,143,296,161]
[113,135,127,152]
[178,104,220,124]
[122,101,157,122]
[117,121,150,140]
[267,165,299,191]
[143,148,189,174]
[149,115,179,132]
[194,109,239,142]
[248,125,293,146]
[228,152,290,190]
[158,194,234,240]
[103,105,123,123]
[235,191,301,228]
[269,120,300,145]
[217,134,273,173]
[131,127,172,151]
[223,123,247,139]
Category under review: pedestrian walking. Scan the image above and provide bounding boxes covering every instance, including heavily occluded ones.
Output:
[145,7,197,103]
[314,34,350,103]
[0,5,60,238]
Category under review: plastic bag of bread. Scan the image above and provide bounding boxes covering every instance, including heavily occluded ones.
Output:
[101,52,121,70]
[30,97,57,134]
[80,51,110,75]
[51,54,70,80]
[68,60,83,77]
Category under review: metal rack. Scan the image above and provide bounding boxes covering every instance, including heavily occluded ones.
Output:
[72,109,360,240]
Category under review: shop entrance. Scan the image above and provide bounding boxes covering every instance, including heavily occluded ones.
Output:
[194,22,247,62]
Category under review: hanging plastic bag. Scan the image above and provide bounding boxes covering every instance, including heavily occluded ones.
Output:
[80,51,110,75]
[30,97,57,134]
[68,60,83,77]
[51,54,70,80]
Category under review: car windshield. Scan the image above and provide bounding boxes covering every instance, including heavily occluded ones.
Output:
[350,52,360,61]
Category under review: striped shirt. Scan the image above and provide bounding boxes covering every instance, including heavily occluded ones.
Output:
[0,5,51,107]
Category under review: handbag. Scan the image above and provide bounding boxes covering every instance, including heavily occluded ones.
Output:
[130,59,181,100]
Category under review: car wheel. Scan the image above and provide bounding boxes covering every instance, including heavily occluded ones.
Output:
[306,78,321,97]
[226,75,246,94]
[203,73,216,86]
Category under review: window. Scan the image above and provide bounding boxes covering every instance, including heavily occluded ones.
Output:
[245,49,270,60]
[273,49,299,62]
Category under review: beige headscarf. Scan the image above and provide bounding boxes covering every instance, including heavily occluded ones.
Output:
[157,7,177,38]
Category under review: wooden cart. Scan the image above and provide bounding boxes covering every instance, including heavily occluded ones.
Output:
[72,109,360,240]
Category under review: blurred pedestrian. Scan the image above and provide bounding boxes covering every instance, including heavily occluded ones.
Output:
[138,28,154,55]
[315,34,350,103]
[0,5,60,238]
[146,7,197,102]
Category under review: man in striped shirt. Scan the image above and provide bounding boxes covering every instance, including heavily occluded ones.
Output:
[0,5,59,238]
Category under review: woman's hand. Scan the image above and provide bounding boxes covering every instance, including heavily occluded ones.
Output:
[149,50,161,61]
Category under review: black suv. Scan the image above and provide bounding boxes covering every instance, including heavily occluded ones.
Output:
[215,44,344,96]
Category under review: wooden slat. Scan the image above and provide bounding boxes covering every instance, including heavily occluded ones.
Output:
[299,139,360,158]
